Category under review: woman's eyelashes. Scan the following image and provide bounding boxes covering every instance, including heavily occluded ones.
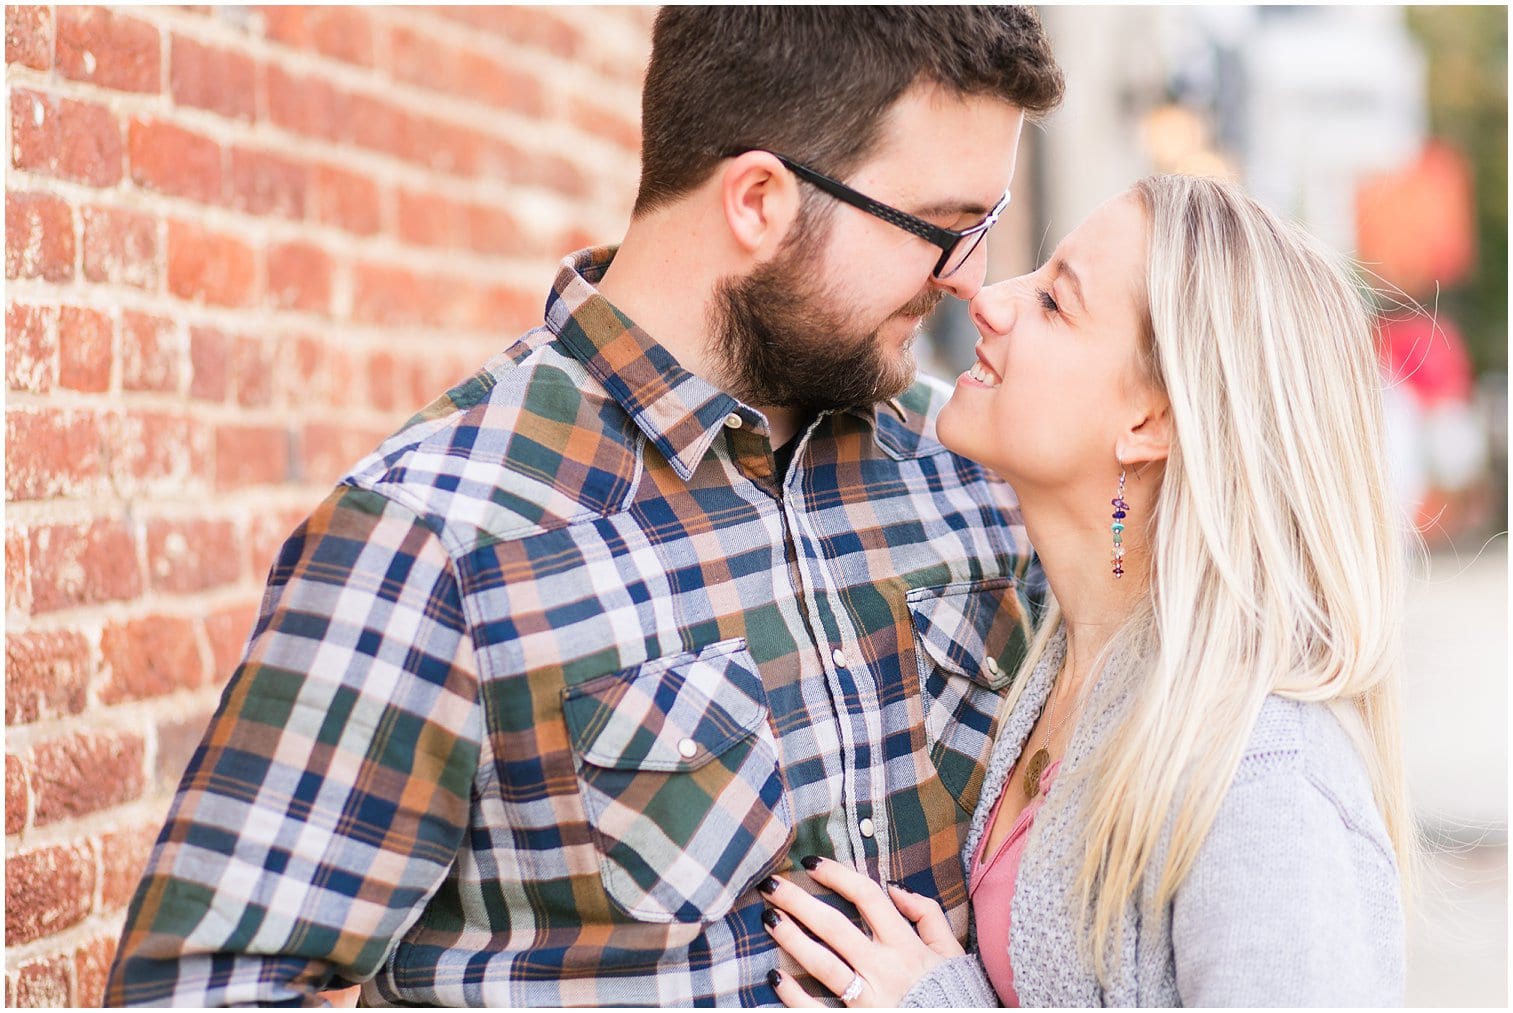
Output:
[1036,287,1060,313]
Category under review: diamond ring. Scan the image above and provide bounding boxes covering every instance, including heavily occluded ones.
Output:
[840,974,865,1003]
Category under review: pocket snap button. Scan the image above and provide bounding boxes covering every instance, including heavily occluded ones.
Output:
[723,413,743,429]
[677,737,699,759]
[859,818,875,838]
[985,656,1001,676]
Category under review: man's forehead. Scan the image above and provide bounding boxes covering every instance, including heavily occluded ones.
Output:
[855,83,1025,210]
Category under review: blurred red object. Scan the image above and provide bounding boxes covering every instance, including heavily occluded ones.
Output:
[1356,140,1475,297]
[1379,313,1474,407]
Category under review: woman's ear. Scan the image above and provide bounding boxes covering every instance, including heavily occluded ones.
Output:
[1116,394,1172,467]
[720,151,801,258]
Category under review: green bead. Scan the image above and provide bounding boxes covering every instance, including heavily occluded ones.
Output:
[1111,522,1125,533]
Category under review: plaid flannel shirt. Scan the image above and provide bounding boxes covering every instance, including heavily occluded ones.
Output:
[107,248,1035,1007]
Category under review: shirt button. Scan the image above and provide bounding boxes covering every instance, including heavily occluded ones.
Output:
[831,648,847,668]
[677,737,699,759]
[723,412,743,429]
[859,818,876,839]
[985,656,1001,677]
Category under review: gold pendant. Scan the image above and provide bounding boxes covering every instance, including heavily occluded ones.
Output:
[1022,747,1050,799]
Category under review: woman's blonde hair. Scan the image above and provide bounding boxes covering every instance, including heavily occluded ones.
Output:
[1011,174,1413,978]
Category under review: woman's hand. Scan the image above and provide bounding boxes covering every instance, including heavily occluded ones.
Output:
[759,856,965,1007]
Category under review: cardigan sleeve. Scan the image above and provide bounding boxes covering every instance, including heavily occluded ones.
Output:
[1170,763,1405,1006]
[899,953,1002,1008]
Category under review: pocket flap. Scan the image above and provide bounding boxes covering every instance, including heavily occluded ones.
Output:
[907,577,1027,690]
[562,638,767,772]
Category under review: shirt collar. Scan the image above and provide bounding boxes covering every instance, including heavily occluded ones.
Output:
[544,247,915,477]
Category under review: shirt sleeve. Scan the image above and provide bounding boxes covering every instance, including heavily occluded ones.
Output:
[1171,766,1405,1007]
[105,485,484,1007]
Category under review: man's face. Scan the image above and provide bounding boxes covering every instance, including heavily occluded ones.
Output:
[710,83,1027,413]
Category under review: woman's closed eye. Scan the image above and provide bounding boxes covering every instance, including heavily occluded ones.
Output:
[1036,287,1060,313]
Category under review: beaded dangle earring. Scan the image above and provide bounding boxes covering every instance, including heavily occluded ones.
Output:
[1111,465,1129,579]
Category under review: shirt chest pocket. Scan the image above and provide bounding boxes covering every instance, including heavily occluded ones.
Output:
[908,577,1029,814]
[561,637,794,924]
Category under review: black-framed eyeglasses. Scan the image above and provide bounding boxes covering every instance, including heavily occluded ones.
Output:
[730,150,1011,279]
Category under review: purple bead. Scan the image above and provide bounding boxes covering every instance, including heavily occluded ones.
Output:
[1113,510,1126,519]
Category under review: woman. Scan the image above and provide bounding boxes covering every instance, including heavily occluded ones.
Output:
[756,175,1412,1006]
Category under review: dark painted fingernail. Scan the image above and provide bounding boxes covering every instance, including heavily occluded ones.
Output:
[757,876,779,895]
[767,969,782,989]
[800,855,821,871]
[761,907,782,929]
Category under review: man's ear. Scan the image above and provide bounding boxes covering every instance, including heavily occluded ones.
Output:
[1116,394,1172,468]
[720,151,801,259]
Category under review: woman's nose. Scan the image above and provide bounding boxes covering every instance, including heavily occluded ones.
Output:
[969,278,1021,337]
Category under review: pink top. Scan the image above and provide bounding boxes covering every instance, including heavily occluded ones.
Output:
[968,757,1061,1008]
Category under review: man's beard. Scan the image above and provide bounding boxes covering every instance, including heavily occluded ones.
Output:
[708,238,942,413]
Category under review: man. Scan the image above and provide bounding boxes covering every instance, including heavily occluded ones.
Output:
[107,8,1063,1006]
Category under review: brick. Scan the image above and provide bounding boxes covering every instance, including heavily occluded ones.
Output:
[261,6,375,66]
[105,410,213,498]
[313,164,381,235]
[266,64,345,141]
[9,953,71,1007]
[81,205,159,289]
[230,147,307,219]
[129,119,223,204]
[4,407,106,501]
[310,7,374,67]
[273,333,330,406]
[6,191,75,281]
[146,517,241,593]
[353,262,423,326]
[5,841,96,945]
[167,220,256,306]
[6,6,53,70]
[170,34,256,121]
[521,153,589,199]
[6,754,29,834]
[233,336,275,407]
[396,189,463,249]
[57,305,113,392]
[6,302,56,393]
[216,424,291,489]
[205,600,258,675]
[31,730,147,825]
[367,350,397,412]
[267,241,332,313]
[10,88,125,187]
[99,823,158,910]
[28,519,143,614]
[446,6,582,57]
[155,707,213,791]
[6,528,31,618]
[120,312,180,392]
[464,203,527,257]
[188,325,230,400]
[459,50,545,118]
[56,6,160,93]
[346,92,409,162]
[301,422,388,488]
[414,116,482,176]
[571,95,642,153]
[75,935,118,1008]
[98,615,204,704]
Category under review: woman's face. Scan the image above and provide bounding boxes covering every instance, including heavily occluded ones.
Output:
[936,193,1154,492]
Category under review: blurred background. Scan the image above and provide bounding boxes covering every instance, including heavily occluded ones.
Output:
[4,5,1506,1007]
[922,8,1508,1005]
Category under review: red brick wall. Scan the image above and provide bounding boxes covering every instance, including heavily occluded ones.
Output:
[4,6,653,1004]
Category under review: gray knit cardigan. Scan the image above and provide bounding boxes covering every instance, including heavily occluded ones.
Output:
[901,627,1405,1007]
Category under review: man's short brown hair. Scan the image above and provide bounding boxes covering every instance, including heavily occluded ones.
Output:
[633,6,1064,216]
